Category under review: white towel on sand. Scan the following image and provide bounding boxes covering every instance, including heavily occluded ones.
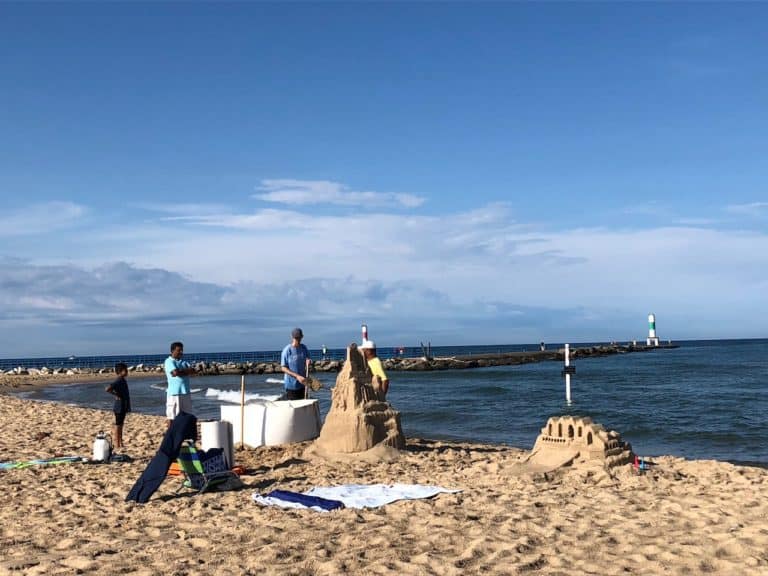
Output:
[252,483,461,511]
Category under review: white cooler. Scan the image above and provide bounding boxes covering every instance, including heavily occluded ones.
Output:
[220,399,321,448]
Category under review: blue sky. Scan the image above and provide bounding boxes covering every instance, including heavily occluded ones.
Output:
[1,3,767,357]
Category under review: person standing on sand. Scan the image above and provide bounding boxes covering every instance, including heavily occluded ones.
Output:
[360,340,389,398]
[281,328,311,400]
[164,341,195,429]
[105,362,131,449]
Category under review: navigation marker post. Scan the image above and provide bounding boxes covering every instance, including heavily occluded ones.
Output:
[240,374,245,447]
[562,343,576,405]
[647,313,659,347]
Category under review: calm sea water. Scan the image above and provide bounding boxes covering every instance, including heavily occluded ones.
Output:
[14,339,768,466]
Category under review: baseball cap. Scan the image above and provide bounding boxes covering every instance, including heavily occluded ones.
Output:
[292,328,303,339]
[360,340,376,349]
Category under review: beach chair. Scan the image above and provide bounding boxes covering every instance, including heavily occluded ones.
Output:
[176,441,240,494]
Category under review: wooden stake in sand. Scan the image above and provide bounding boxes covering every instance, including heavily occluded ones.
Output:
[240,374,245,446]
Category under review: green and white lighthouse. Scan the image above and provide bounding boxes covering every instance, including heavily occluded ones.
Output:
[646,313,659,347]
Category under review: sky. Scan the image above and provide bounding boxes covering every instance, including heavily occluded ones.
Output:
[1,2,767,357]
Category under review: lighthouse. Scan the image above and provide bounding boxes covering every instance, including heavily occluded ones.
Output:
[646,313,659,347]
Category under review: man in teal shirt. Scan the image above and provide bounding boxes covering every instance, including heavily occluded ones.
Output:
[164,341,195,428]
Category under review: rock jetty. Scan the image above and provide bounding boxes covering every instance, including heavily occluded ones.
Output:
[1,343,678,382]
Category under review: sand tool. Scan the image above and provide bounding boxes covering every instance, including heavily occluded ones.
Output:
[304,364,323,398]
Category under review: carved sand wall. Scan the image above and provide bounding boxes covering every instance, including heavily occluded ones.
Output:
[528,416,634,470]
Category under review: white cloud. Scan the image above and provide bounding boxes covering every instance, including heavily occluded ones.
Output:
[0,202,86,237]
[622,201,667,217]
[132,202,233,216]
[160,208,307,230]
[726,202,768,217]
[254,179,425,209]
[0,261,228,322]
[674,217,717,226]
[0,258,651,356]
[89,202,768,311]
[4,193,768,355]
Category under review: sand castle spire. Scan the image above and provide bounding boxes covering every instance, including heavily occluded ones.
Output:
[314,343,405,455]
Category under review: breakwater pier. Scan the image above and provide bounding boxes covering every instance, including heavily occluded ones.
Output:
[0,342,678,380]
[385,342,679,371]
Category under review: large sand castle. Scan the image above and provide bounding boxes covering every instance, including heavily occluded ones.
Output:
[314,343,405,455]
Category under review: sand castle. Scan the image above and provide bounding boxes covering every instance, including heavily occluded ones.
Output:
[314,343,405,454]
[528,416,634,470]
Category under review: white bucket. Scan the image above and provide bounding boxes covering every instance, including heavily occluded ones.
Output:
[200,420,234,468]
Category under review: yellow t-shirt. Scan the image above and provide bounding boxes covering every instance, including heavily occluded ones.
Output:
[368,357,388,382]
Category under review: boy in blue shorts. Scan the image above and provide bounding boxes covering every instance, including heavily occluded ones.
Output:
[105,362,131,449]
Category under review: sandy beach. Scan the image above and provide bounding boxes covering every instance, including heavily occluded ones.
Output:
[1,391,767,575]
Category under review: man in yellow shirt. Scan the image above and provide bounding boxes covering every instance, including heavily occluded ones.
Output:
[360,340,389,398]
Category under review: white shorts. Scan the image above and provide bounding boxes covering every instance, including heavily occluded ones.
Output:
[166,394,193,420]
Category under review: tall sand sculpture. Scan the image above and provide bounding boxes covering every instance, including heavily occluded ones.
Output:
[314,343,405,455]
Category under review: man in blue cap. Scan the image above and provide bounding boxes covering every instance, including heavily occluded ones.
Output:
[280,327,311,400]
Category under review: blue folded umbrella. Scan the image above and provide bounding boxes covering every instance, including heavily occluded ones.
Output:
[266,489,345,511]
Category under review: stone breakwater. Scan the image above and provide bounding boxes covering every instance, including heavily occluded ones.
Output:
[2,343,678,380]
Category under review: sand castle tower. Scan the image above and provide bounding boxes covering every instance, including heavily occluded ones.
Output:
[314,344,405,454]
[528,416,634,470]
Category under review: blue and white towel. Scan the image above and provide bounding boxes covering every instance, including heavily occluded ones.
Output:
[252,483,462,512]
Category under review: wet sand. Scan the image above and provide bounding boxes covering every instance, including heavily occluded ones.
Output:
[0,371,160,390]
[1,394,767,575]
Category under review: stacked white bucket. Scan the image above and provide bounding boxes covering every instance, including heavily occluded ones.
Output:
[200,420,234,468]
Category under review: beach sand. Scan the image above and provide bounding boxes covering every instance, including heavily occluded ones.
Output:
[1,393,767,575]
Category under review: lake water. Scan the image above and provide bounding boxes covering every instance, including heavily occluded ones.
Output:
[14,339,768,466]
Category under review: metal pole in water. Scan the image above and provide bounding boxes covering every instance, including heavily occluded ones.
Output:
[564,343,572,404]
